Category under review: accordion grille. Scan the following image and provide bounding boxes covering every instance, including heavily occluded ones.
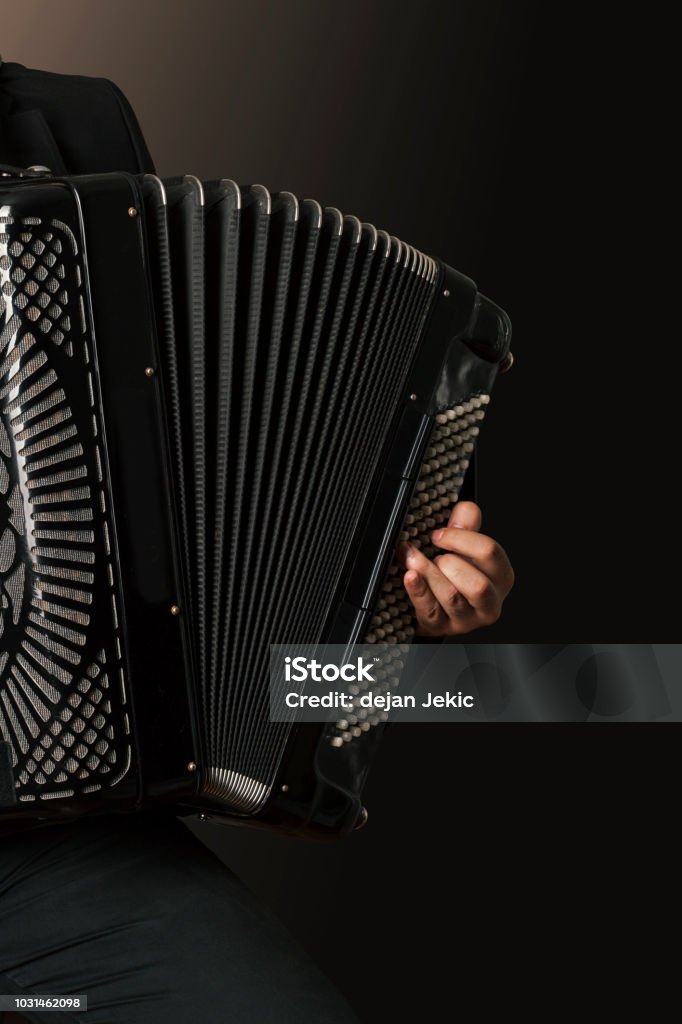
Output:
[0,212,131,802]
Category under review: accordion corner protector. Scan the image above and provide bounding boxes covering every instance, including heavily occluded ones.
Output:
[0,169,512,837]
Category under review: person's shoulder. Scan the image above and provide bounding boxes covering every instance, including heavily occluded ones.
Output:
[2,59,117,90]
[0,59,155,175]
[1,60,138,118]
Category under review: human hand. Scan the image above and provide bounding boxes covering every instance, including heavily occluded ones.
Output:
[398,501,514,636]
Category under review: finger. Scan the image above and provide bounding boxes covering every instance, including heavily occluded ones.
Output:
[403,570,449,633]
[448,501,482,532]
[399,543,464,617]
[433,552,500,618]
[431,528,514,590]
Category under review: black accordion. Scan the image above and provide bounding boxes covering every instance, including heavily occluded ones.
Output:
[0,169,510,836]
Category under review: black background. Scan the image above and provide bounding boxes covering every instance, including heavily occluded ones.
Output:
[2,2,674,1018]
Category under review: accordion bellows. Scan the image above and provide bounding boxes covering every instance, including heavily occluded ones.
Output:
[0,170,510,835]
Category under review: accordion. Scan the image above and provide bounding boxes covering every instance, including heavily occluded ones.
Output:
[0,168,511,836]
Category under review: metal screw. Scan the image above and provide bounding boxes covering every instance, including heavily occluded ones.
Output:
[410,393,418,401]
[186,761,197,773]
[170,604,181,616]
[144,366,155,378]
[443,289,450,297]
[499,351,515,374]
[128,206,138,218]
[280,784,289,793]
[354,806,369,830]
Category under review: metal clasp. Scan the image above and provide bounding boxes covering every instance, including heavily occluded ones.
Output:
[0,163,52,179]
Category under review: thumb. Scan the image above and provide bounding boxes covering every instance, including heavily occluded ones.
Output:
[448,501,482,532]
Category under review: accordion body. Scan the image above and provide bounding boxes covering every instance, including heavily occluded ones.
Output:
[0,170,510,836]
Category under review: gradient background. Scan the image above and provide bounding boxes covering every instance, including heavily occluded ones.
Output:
[1,2,673,1019]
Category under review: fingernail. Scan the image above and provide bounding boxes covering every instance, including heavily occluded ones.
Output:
[432,529,444,543]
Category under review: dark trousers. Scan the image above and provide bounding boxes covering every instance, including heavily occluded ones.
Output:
[0,816,357,1023]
